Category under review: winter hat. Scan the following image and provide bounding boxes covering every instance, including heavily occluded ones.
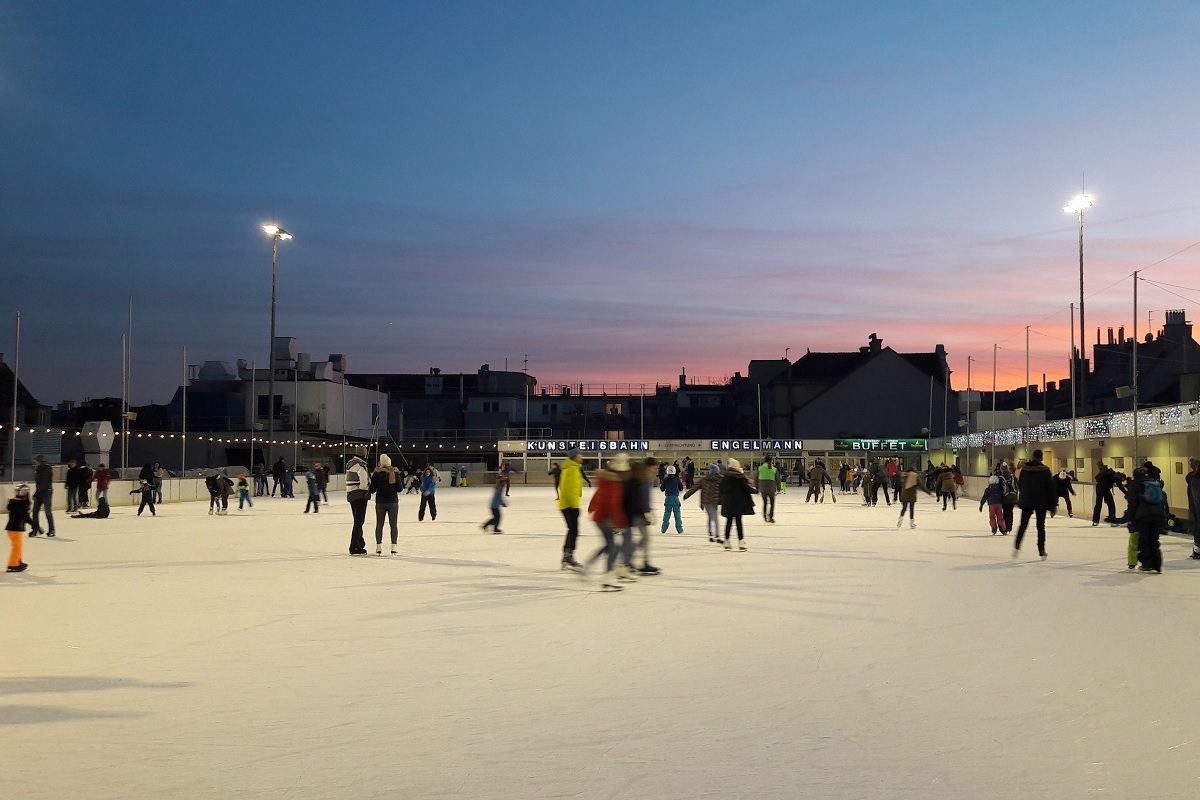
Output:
[666,465,676,475]
[609,453,630,472]
[988,476,999,485]
[726,458,743,473]
[566,447,580,458]
[14,483,29,497]
[708,464,720,474]
[379,454,392,468]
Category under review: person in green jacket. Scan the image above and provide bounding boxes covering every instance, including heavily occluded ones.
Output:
[558,449,586,572]
[757,455,780,523]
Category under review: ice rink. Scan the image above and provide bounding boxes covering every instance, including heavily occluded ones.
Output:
[5,484,1200,799]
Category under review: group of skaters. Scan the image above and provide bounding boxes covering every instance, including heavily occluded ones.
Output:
[344,453,444,556]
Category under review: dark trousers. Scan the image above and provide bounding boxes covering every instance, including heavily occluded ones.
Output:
[1191,504,1200,548]
[305,494,320,513]
[271,477,282,496]
[66,486,78,512]
[375,502,399,545]
[1002,502,1015,532]
[418,494,437,520]
[561,507,580,555]
[761,492,775,520]
[1054,493,1073,516]
[873,482,890,505]
[942,490,957,510]
[32,489,54,533]
[137,495,156,516]
[1139,514,1164,571]
[319,486,328,502]
[1015,508,1048,553]
[349,498,368,554]
[899,500,914,520]
[209,491,220,510]
[79,485,90,506]
[1093,490,1116,524]
[724,515,744,541]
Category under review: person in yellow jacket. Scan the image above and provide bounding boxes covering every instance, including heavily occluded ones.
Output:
[558,448,586,572]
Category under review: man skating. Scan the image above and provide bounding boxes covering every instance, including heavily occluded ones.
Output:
[1013,449,1054,560]
[558,449,586,571]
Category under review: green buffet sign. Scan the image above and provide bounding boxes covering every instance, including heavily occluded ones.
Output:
[834,438,927,451]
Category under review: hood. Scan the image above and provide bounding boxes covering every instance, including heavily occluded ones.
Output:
[347,456,367,469]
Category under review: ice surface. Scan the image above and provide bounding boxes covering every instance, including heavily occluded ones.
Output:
[4,486,1200,799]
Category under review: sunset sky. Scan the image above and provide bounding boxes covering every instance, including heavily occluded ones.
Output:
[3,1,1200,405]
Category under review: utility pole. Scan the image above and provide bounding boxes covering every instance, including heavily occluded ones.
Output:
[966,356,973,475]
[182,346,188,475]
[990,344,998,466]
[1132,271,1140,466]
[10,311,20,479]
[1070,303,1077,474]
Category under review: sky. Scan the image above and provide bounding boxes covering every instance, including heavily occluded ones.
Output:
[3,0,1200,405]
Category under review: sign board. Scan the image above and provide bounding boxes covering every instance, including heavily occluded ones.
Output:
[833,438,927,451]
[709,439,804,451]
[525,440,650,452]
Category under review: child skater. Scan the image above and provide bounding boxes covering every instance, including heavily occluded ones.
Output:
[130,478,156,516]
[237,473,253,510]
[7,484,33,573]
[978,475,1008,535]
[303,467,321,513]
[895,464,926,529]
[482,474,508,533]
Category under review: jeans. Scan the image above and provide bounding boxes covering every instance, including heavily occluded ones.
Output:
[759,487,776,519]
[660,496,683,532]
[1015,508,1048,553]
[703,503,719,538]
[66,486,78,512]
[349,498,368,554]
[32,489,54,534]
[239,490,253,509]
[941,490,957,509]
[631,516,651,565]
[561,507,580,555]
[375,502,399,545]
[305,494,320,513]
[585,523,618,573]
[153,485,163,504]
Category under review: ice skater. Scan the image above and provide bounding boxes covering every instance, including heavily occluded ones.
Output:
[1013,449,1054,560]
[938,468,958,510]
[895,464,924,528]
[719,458,756,550]
[237,474,253,510]
[659,464,684,534]
[6,484,32,573]
[1127,466,1168,573]
[1187,458,1200,560]
[583,453,631,590]
[345,452,371,556]
[303,467,321,513]
[558,448,585,571]
[627,457,660,575]
[418,467,438,521]
[130,479,156,516]
[206,472,221,515]
[482,474,507,534]
[757,455,779,522]
[217,471,234,515]
[1051,469,1075,518]
[684,463,723,543]
[978,475,1007,535]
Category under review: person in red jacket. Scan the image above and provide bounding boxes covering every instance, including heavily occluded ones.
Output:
[93,464,112,502]
[583,453,631,591]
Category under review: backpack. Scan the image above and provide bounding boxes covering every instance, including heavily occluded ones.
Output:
[1143,480,1166,508]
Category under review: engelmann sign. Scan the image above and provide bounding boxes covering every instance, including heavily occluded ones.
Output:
[710,439,804,451]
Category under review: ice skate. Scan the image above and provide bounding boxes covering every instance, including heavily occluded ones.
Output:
[910,521,916,529]
[738,541,748,551]
[638,564,661,576]
[723,539,732,550]
[376,545,382,555]
[599,572,624,591]
[1039,552,1047,561]
[896,516,903,529]
[7,562,28,573]
[614,564,638,582]
[391,546,398,555]
[561,554,583,573]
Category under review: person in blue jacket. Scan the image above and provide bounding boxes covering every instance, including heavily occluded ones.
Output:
[418,466,439,521]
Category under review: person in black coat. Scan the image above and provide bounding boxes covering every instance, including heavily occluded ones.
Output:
[1127,467,1168,573]
[1092,463,1126,526]
[1013,450,1055,559]
[718,458,757,551]
[1051,469,1076,518]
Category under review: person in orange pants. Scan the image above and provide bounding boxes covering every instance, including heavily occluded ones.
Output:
[7,484,33,573]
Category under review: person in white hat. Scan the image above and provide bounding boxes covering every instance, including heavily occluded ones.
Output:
[718,458,757,551]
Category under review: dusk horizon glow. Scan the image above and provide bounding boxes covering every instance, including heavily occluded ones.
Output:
[4,2,1200,407]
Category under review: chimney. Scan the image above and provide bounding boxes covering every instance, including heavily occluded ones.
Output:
[868,333,882,353]
[1118,326,1125,343]
[1096,327,1101,345]
[1107,327,1114,345]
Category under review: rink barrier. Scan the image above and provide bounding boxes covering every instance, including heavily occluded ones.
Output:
[0,474,347,510]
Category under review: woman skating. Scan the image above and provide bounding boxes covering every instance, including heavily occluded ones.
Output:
[718,458,756,551]
[584,454,631,589]
[418,467,438,521]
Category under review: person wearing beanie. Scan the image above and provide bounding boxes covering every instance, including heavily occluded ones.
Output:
[659,464,684,534]
[345,451,371,555]
[684,463,724,542]
[978,475,1007,535]
[303,466,321,514]
[7,484,33,572]
[584,454,632,590]
[558,448,586,571]
[1128,465,1168,573]
[757,455,779,523]
[1013,449,1054,560]
[718,458,757,551]
[371,454,401,554]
